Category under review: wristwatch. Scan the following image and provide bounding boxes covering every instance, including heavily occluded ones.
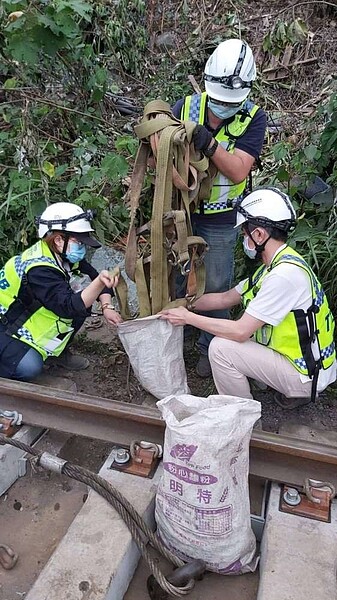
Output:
[203,139,218,158]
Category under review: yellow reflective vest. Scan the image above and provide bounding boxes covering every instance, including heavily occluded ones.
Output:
[180,92,260,213]
[242,246,335,378]
[0,241,76,360]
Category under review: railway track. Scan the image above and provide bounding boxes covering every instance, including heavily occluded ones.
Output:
[1,378,337,488]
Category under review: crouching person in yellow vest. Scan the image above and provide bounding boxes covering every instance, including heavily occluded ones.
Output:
[0,202,121,382]
[161,187,336,409]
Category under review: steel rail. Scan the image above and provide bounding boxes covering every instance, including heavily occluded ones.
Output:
[0,378,164,446]
[1,378,337,487]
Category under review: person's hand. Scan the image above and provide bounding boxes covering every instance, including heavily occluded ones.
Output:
[103,307,123,326]
[192,125,213,153]
[160,306,190,326]
[98,269,119,289]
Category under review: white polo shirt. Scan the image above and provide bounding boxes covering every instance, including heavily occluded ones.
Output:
[236,245,336,391]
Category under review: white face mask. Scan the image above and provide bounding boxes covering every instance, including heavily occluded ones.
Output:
[243,234,257,259]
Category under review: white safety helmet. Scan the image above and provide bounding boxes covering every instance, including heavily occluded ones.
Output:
[36,202,100,247]
[204,39,256,103]
[235,188,297,232]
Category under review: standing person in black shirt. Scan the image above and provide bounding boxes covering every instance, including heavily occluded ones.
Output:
[172,39,267,376]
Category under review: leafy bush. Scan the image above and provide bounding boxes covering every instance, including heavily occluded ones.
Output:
[256,85,337,312]
[1,0,337,323]
[0,0,143,262]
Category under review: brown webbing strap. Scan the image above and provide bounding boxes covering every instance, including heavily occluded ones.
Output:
[172,210,190,265]
[114,273,131,320]
[134,257,151,317]
[125,142,150,281]
[150,124,177,313]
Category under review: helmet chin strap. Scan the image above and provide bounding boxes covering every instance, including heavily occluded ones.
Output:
[60,233,70,260]
[247,229,271,255]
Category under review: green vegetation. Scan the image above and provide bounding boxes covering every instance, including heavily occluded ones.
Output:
[0,0,142,260]
[257,87,337,310]
[0,0,336,309]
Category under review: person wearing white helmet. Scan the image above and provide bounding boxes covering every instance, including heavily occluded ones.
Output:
[0,202,122,382]
[172,38,267,377]
[161,187,336,409]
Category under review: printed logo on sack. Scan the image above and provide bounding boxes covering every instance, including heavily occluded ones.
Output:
[163,462,218,485]
[170,444,198,462]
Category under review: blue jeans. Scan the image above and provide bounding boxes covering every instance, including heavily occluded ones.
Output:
[192,216,238,355]
[0,316,85,381]
[15,348,44,380]
[0,325,44,381]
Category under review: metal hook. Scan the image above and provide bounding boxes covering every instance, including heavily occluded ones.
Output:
[167,249,179,266]
[179,260,191,276]
[304,478,336,505]
[0,545,18,570]
[0,410,22,426]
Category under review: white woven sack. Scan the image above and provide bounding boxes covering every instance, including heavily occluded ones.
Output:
[117,316,189,400]
[155,393,261,574]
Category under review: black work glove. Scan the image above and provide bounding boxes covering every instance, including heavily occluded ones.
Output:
[192,124,213,153]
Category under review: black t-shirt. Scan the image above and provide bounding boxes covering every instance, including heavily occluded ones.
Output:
[172,97,266,158]
[25,258,111,320]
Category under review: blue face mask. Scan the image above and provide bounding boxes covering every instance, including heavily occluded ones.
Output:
[66,241,86,263]
[208,100,241,120]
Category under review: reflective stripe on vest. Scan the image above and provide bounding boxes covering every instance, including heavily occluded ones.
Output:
[181,92,260,213]
[0,241,74,360]
[241,246,335,375]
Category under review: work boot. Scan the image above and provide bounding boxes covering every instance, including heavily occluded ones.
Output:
[47,349,89,371]
[196,354,212,378]
[274,391,312,410]
[249,378,268,392]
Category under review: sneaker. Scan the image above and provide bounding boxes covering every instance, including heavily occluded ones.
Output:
[48,350,89,371]
[196,354,212,378]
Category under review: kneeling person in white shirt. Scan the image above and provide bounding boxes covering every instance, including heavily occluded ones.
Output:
[160,187,336,409]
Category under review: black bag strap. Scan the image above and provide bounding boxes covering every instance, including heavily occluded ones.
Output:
[0,274,43,337]
[293,305,321,402]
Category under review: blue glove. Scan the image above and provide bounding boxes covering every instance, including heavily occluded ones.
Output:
[193,125,213,152]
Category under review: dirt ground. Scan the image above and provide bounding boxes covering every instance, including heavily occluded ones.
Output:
[47,317,337,435]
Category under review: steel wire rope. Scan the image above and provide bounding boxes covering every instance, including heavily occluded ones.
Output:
[0,434,195,597]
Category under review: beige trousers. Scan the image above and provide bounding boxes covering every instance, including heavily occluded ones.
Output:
[209,337,313,399]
